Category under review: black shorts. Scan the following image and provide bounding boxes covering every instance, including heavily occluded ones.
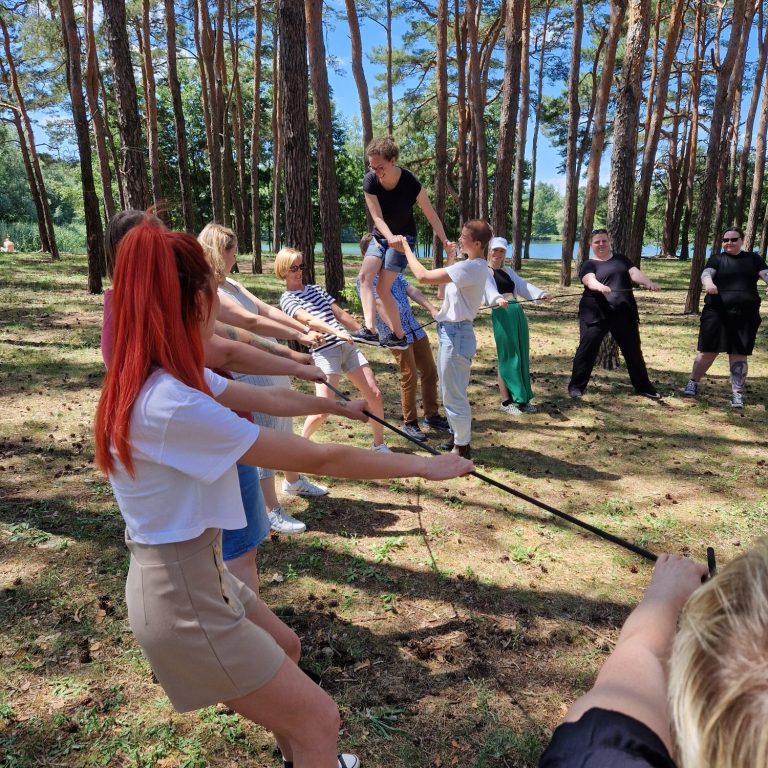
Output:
[538,708,676,768]
[697,304,761,355]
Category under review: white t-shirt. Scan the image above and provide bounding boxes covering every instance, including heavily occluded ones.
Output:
[108,368,260,545]
[436,258,489,323]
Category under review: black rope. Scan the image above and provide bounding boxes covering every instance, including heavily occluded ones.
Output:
[323,381,659,563]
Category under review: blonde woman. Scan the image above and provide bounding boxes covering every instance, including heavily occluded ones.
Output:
[275,247,390,452]
[541,540,768,767]
[198,224,330,543]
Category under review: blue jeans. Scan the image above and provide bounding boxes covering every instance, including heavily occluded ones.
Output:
[365,234,416,273]
[222,464,271,560]
[437,321,476,446]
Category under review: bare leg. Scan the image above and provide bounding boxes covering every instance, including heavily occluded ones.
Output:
[728,354,748,395]
[497,374,510,402]
[225,657,341,767]
[301,376,340,440]
[358,256,384,332]
[260,477,281,513]
[376,268,405,338]
[690,351,718,382]
[347,364,385,446]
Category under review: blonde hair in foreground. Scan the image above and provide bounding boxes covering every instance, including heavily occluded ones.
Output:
[198,222,237,283]
[273,247,303,280]
[669,537,768,768]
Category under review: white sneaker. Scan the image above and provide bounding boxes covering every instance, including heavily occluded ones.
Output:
[268,506,306,534]
[282,475,328,497]
[338,756,360,768]
[499,402,522,416]
[731,392,744,409]
[371,443,391,453]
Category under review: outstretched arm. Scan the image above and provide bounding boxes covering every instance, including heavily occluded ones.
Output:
[562,555,707,752]
[628,266,660,291]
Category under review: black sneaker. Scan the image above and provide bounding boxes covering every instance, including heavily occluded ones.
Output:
[401,421,427,442]
[350,327,380,346]
[422,414,451,432]
[454,443,472,460]
[380,332,409,350]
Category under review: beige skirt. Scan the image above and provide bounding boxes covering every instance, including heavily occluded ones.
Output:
[125,528,285,712]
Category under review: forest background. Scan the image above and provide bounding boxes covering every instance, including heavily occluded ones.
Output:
[0,0,765,316]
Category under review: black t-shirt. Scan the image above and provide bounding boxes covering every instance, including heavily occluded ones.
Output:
[363,167,422,238]
[539,708,676,768]
[578,254,638,321]
[703,250,767,310]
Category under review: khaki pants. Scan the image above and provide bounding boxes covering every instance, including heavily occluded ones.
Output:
[389,334,439,423]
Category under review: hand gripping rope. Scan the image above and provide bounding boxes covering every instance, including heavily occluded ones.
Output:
[323,380,717,579]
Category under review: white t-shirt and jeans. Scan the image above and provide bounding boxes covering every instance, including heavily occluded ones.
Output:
[110,369,285,712]
[434,259,491,447]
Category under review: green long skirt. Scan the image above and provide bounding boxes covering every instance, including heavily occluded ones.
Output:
[491,303,533,405]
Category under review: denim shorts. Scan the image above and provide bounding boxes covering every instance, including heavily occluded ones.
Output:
[365,234,416,273]
[222,464,271,560]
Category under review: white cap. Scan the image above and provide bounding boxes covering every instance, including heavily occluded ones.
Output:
[489,236,508,251]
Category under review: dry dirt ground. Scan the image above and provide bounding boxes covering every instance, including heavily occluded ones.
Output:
[1,252,767,767]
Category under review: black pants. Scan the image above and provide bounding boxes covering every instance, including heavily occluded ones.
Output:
[568,312,654,394]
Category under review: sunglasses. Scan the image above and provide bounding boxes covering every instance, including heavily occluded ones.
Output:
[288,264,305,273]
[722,237,741,243]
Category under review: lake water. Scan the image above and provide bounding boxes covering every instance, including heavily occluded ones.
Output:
[264,241,662,261]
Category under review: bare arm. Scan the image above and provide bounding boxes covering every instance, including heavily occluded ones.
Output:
[214,321,312,364]
[701,267,718,295]
[582,272,611,294]
[204,334,326,383]
[215,378,367,420]
[628,266,660,291]
[239,428,474,481]
[399,236,453,286]
[563,555,707,752]
[218,293,318,345]
[415,187,450,247]
[364,192,396,243]
[287,304,354,343]
[405,282,439,315]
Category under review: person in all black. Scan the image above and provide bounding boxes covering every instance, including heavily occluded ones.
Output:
[682,227,768,408]
[567,229,660,399]
[355,137,454,351]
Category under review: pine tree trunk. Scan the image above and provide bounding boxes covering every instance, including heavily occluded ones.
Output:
[230,13,251,251]
[524,0,551,262]
[0,14,59,259]
[271,17,282,254]
[510,0,530,270]
[432,0,448,268]
[278,0,315,282]
[467,0,488,220]
[685,0,751,314]
[628,0,685,263]
[560,0,583,286]
[59,0,104,292]
[101,0,147,210]
[606,0,651,259]
[84,0,116,221]
[251,0,263,270]
[491,0,524,236]
[454,0,470,223]
[744,69,768,250]
[305,0,344,297]
[578,0,626,266]
[165,0,195,232]
[734,6,767,227]
[137,1,163,216]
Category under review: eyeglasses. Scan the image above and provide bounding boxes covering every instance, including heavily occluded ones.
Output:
[722,237,741,243]
[288,264,305,273]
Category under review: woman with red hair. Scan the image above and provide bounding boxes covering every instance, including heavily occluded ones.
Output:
[94,218,472,768]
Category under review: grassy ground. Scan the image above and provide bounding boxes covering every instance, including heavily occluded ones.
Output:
[2,251,767,768]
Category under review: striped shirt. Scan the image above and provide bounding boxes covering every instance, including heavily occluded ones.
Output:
[279,284,344,351]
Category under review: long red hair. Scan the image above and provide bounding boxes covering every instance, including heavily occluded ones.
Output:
[94,219,215,475]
